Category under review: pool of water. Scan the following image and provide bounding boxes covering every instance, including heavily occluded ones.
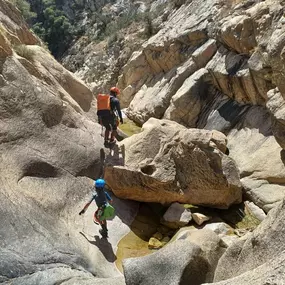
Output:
[119,118,141,137]
[115,203,163,272]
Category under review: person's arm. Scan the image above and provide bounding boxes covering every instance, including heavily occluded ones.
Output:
[115,99,123,124]
[105,191,113,204]
[79,196,93,215]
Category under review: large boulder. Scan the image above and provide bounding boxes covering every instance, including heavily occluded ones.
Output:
[105,118,242,208]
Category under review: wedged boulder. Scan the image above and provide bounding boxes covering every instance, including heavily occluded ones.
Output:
[161,202,192,229]
[220,235,239,247]
[105,118,242,208]
[123,240,210,285]
[192,213,211,226]
[213,199,285,282]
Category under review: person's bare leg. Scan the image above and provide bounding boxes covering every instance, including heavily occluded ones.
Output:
[93,212,100,224]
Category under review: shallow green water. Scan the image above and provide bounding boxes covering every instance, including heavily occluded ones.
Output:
[119,118,141,137]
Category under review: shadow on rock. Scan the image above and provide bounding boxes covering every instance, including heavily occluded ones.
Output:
[280,150,285,166]
[79,232,117,262]
[104,144,125,167]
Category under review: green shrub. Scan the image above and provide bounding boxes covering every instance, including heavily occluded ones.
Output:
[144,12,154,38]
[30,0,75,58]
[14,44,35,61]
[11,0,36,22]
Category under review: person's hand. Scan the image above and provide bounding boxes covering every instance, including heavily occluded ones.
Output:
[79,210,85,215]
[120,118,123,124]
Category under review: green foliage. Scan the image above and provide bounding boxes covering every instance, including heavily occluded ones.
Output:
[29,0,75,58]
[98,10,155,42]
[14,0,157,57]
[143,12,154,38]
[11,0,36,22]
[14,44,35,61]
[107,33,118,48]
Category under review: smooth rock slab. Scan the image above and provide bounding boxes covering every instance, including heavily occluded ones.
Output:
[213,199,285,282]
[123,240,209,285]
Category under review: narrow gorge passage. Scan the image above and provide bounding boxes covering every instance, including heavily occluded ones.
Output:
[2,0,285,284]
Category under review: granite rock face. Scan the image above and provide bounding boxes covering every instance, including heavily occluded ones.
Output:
[0,1,128,283]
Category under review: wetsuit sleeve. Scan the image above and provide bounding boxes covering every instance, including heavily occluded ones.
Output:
[105,191,112,202]
[114,99,123,121]
[80,194,94,214]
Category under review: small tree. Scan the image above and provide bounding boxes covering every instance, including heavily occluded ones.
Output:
[31,0,74,57]
[144,12,154,38]
[11,0,36,23]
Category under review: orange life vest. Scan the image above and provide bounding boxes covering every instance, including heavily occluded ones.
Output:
[97,94,111,111]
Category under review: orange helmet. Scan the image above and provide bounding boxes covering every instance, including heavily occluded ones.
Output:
[110,87,120,95]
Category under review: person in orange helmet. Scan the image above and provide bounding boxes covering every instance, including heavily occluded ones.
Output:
[97,87,123,147]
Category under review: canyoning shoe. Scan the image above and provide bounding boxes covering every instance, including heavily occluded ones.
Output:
[99,229,108,238]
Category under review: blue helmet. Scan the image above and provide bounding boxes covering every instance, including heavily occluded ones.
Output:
[95,178,105,188]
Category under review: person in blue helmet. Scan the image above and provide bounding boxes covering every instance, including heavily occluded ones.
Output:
[79,178,112,238]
